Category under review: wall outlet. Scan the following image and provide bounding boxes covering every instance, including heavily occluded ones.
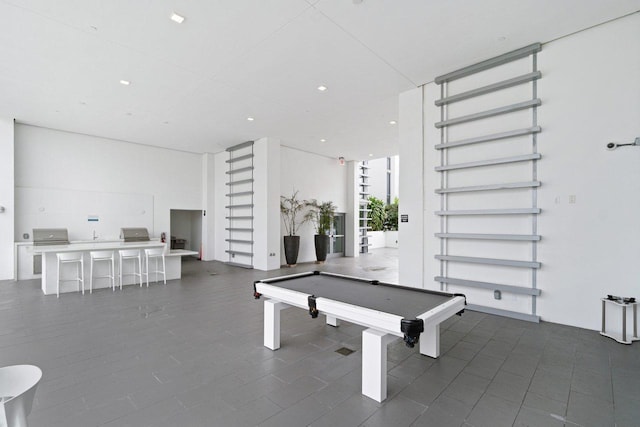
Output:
[494,290,502,300]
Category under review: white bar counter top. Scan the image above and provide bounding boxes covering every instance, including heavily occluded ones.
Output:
[31,240,164,254]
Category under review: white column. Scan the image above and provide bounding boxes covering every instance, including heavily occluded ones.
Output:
[264,300,287,350]
[361,328,393,402]
[345,161,359,257]
[398,88,424,288]
[200,153,215,261]
[253,138,281,270]
[0,118,14,280]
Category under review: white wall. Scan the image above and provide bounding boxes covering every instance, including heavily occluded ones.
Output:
[0,118,14,280]
[411,13,640,330]
[280,146,348,265]
[14,125,203,243]
[367,157,388,202]
[535,13,640,329]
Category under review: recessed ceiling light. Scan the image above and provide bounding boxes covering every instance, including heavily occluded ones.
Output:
[247,117,254,121]
[317,85,328,92]
[119,80,130,86]
[389,120,397,125]
[170,13,185,24]
[369,153,373,157]
[320,139,326,142]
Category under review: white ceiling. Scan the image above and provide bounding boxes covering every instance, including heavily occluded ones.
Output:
[1,1,638,160]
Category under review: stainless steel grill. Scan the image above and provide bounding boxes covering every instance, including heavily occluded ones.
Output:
[32,228,70,246]
[120,228,150,242]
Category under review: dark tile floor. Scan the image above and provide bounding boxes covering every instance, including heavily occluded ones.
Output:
[0,249,638,426]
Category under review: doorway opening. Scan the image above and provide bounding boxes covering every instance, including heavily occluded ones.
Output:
[170,209,202,257]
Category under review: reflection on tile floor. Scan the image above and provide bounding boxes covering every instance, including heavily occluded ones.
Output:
[0,249,638,426]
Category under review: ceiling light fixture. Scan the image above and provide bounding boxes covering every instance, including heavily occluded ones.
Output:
[119,80,130,86]
[389,120,397,125]
[247,117,254,121]
[170,13,185,24]
[369,153,373,157]
[317,85,327,92]
[320,139,326,142]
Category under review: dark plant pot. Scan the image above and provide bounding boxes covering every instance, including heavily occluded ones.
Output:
[283,235,300,266]
[314,234,330,262]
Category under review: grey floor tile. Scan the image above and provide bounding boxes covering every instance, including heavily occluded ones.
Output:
[566,390,615,427]
[486,370,531,404]
[463,354,504,380]
[360,395,426,427]
[309,394,379,427]
[513,406,565,427]
[465,393,521,427]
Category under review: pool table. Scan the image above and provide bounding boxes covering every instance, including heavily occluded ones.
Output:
[253,271,466,402]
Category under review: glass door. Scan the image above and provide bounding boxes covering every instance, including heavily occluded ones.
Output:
[328,213,345,258]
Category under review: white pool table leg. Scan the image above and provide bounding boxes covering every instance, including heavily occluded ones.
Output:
[362,328,394,402]
[326,315,340,327]
[419,322,440,358]
[264,300,288,350]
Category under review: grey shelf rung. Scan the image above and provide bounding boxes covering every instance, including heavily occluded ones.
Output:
[435,99,541,129]
[359,165,370,169]
[359,192,370,196]
[225,227,254,231]
[225,153,254,163]
[435,208,541,216]
[435,233,541,241]
[435,71,542,106]
[225,250,253,256]
[466,304,540,323]
[225,216,254,220]
[225,239,254,244]
[435,43,541,84]
[435,276,541,296]
[358,174,369,178]
[226,141,254,152]
[435,126,541,150]
[226,261,253,269]
[360,243,372,247]
[226,166,254,175]
[226,179,254,186]
[435,154,541,171]
[436,255,540,269]
[226,191,254,197]
[359,200,369,205]
[359,183,371,187]
[225,204,254,209]
[436,181,540,194]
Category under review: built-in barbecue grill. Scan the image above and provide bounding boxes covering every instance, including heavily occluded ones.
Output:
[120,227,150,242]
[32,228,70,274]
[32,228,70,246]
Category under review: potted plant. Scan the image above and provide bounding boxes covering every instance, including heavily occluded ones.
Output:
[280,191,308,266]
[305,199,337,263]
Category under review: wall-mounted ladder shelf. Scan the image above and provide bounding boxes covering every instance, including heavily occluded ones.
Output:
[225,141,254,268]
[359,161,371,253]
[434,42,542,322]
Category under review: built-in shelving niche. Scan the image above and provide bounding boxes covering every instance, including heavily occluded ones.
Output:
[434,43,542,322]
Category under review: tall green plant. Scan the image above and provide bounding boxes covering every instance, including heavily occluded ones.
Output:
[384,197,399,230]
[280,191,308,236]
[305,200,337,235]
[367,196,386,231]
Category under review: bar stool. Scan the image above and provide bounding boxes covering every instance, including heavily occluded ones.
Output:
[56,252,84,298]
[143,247,166,287]
[89,250,115,293]
[119,249,142,288]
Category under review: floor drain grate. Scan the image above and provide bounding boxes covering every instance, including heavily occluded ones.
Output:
[335,347,354,356]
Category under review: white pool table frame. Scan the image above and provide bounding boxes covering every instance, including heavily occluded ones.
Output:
[254,273,465,402]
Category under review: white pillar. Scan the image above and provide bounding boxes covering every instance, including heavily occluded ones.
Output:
[200,153,215,261]
[253,138,281,270]
[0,118,14,280]
[398,88,424,288]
